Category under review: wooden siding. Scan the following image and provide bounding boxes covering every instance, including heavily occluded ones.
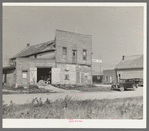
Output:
[116,69,143,79]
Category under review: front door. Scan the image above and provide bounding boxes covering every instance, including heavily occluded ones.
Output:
[72,50,77,64]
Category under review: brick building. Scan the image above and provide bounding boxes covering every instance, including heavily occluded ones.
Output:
[3,29,92,87]
[102,69,117,84]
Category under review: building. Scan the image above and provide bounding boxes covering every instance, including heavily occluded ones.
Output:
[103,55,143,84]
[102,69,116,84]
[3,29,92,87]
[92,71,103,84]
[115,55,143,82]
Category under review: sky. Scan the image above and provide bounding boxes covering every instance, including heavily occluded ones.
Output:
[3,5,144,71]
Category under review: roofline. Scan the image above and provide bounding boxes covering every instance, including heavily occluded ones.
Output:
[115,67,143,70]
[3,66,16,71]
[55,29,92,37]
[10,40,54,59]
[21,49,55,58]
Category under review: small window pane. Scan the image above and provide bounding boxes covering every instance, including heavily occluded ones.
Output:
[63,47,67,59]
[83,50,87,61]
[22,71,28,78]
[65,75,69,80]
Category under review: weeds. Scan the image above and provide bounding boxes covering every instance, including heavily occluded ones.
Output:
[3,96,143,119]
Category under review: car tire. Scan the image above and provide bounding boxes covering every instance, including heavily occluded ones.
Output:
[119,86,124,92]
[136,84,139,88]
[111,85,114,90]
[132,84,137,91]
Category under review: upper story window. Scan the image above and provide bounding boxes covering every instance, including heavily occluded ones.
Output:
[62,47,67,59]
[72,50,77,63]
[83,49,87,61]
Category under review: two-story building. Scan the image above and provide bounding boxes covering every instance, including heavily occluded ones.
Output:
[3,29,92,87]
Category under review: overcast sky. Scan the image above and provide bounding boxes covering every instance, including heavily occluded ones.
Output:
[3,5,144,71]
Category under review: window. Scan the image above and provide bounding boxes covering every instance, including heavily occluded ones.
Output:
[83,49,87,61]
[106,76,108,82]
[72,50,77,63]
[22,71,28,78]
[62,47,67,59]
[65,75,69,80]
[97,76,100,80]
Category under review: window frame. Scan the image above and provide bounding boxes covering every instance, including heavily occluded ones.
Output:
[62,47,67,59]
[22,70,28,79]
[83,49,87,61]
[106,76,108,82]
[65,74,69,80]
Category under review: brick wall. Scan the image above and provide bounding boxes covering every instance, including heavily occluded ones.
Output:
[16,58,55,86]
[55,30,92,66]
[76,65,92,85]
[6,69,16,86]
[57,63,92,85]
[57,63,76,84]
[103,69,117,84]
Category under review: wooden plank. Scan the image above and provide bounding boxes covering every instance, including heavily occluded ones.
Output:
[52,68,60,84]
[30,67,37,85]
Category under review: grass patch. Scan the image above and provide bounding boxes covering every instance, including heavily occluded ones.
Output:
[3,96,143,119]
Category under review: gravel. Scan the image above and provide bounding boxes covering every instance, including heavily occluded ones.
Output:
[3,86,143,105]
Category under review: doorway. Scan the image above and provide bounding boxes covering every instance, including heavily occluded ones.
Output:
[37,68,52,84]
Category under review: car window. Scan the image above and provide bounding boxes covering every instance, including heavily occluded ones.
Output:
[126,79,134,82]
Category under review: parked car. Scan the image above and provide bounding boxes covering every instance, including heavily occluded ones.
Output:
[111,78,140,92]
[133,78,143,87]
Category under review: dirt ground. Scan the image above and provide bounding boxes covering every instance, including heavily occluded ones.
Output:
[3,85,143,105]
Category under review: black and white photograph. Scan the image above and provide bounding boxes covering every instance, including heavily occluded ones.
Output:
[2,2,147,128]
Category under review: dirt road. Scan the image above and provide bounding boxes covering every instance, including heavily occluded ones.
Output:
[3,87,143,105]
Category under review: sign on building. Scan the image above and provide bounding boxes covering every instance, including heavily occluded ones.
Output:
[92,59,102,63]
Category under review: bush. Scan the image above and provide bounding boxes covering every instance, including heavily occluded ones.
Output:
[29,85,39,90]
[16,85,24,90]
[32,97,43,107]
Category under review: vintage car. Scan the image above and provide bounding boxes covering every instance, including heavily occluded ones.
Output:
[111,78,140,92]
[134,78,143,87]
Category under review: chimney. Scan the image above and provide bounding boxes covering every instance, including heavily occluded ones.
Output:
[27,43,30,47]
[122,55,125,60]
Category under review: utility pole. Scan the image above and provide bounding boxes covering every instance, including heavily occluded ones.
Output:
[100,53,101,73]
